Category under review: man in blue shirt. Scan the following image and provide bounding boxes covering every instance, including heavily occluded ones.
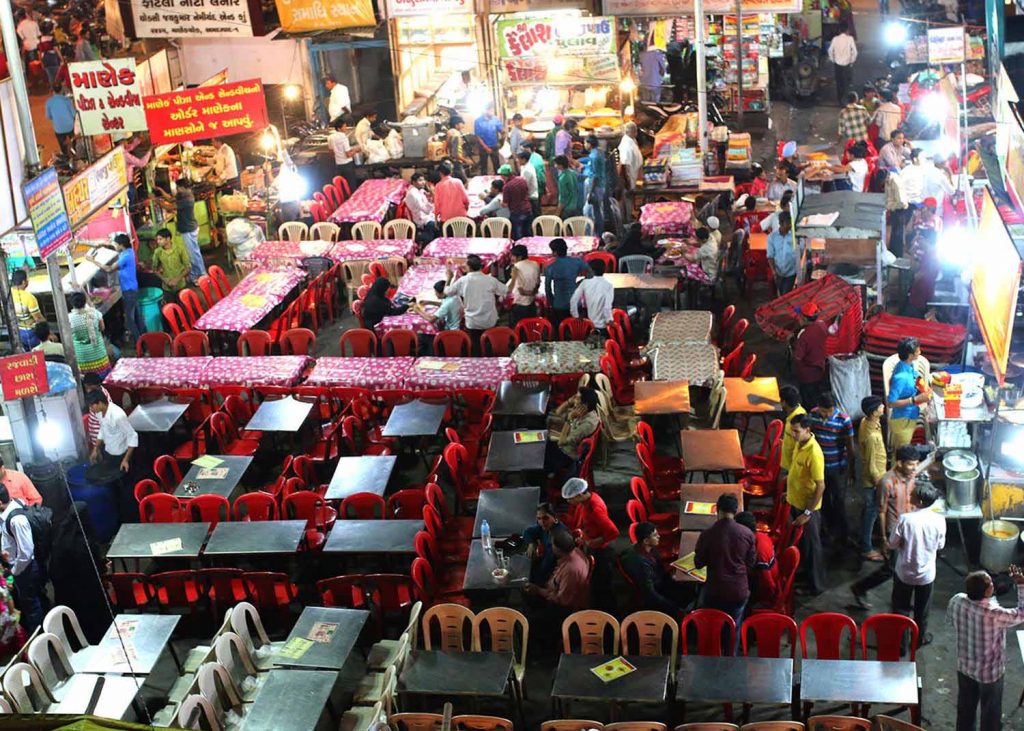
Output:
[766,212,797,294]
[887,336,929,449]
[543,238,590,327]
[810,392,855,550]
[90,233,143,345]
[45,84,76,157]
[474,104,503,175]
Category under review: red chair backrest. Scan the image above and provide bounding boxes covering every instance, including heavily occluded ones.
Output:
[410,557,435,603]
[777,546,800,616]
[309,201,325,223]
[106,572,154,610]
[208,265,232,297]
[611,308,634,342]
[513,317,553,343]
[558,317,595,341]
[738,353,757,379]
[280,327,317,356]
[382,329,418,357]
[139,493,183,523]
[742,612,798,658]
[340,328,378,357]
[172,330,211,357]
[350,300,365,328]
[387,489,428,519]
[150,570,199,606]
[188,494,230,526]
[317,575,370,608]
[340,491,386,520]
[196,275,220,308]
[134,479,161,504]
[629,476,655,513]
[719,304,736,337]
[322,184,341,212]
[433,330,471,358]
[238,330,273,356]
[681,608,736,657]
[721,342,745,377]
[861,613,919,661]
[800,612,858,659]
[635,422,656,454]
[233,492,278,521]
[244,571,295,608]
[457,389,495,423]
[162,303,191,337]
[178,290,206,325]
[583,251,617,273]
[366,573,416,613]
[625,499,646,524]
[282,491,328,529]
[137,332,172,358]
[333,175,351,202]
[480,327,518,357]
[153,455,183,491]
[722,318,749,353]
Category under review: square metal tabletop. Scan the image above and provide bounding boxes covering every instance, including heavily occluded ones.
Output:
[246,396,314,432]
[240,668,337,731]
[325,455,398,501]
[128,399,190,433]
[634,380,691,415]
[462,539,530,591]
[678,484,744,531]
[83,614,181,674]
[381,400,447,438]
[174,455,253,499]
[106,523,210,559]
[723,377,782,413]
[484,430,547,472]
[399,650,513,696]
[800,659,918,705]
[551,653,670,703]
[272,607,369,670]
[491,381,551,416]
[323,519,423,554]
[679,429,745,472]
[676,656,793,704]
[204,520,307,555]
[48,673,140,718]
[473,487,541,538]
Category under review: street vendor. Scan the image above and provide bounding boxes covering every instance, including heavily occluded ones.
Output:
[210,138,240,191]
[329,116,361,194]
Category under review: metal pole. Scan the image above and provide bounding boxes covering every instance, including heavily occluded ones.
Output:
[694,0,709,160]
[0,4,39,169]
[735,0,744,130]
[47,250,87,457]
[960,61,969,165]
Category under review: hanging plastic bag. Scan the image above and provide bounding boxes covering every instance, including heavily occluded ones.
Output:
[829,352,871,419]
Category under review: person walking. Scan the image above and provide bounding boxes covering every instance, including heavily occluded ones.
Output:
[86,389,139,519]
[838,92,872,144]
[810,393,855,551]
[45,84,76,157]
[857,395,888,561]
[10,270,44,350]
[766,213,797,295]
[544,238,590,327]
[516,149,540,217]
[555,155,581,219]
[827,24,858,103]
[786,414,827,595]
[328,116,361,194]
[473,104,503,175]
[0,485,46,633]
[570,259,614,334]
[562,476,619,611]
[68,292,111,379]
[779,384,806,474]
[947,567,1024,731]
[793,301,830,407]
[889,482,945,653]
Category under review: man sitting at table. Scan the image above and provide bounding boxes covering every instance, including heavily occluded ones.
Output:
[544,389,601,476]
[404,172,438,245]
[478,179,510,220]
[523,526,591,651]
[570,258,614,334]
[414,280,463,335]
[523,502,571,584]
[434,162,469,222]
[544,238,590,327]
[621,521,690,616]
[506,244,540,327]
[444,254,504,354]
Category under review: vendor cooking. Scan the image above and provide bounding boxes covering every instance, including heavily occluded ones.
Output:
[210,138,240,191]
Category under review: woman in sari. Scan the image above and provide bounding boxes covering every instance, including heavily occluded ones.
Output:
[68,291,111,378]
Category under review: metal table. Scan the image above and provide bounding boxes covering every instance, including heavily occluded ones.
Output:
[635,380,691,416]
[83,615,181,674]
[678,484,744,531]
[723,377,782,413]
[272,607,370,670]
[325,455,398,501]
[246,396,314,432]
[484,430,547,472]
[491,381,551,416]
[128,398,190,433]
[551,653,670,704]
[679,429,745,478]
[323,519,422,554]
[399,650,513,697]
[381,400,447,438]
[800,659,918,705]
[240,668,337,731]
[462,539,530,591]
[676,656,793,705]
[106,523,210,560]
[204,520,306,555]
[174,455,253,499]
[473,487,541,537]
[49,673,141,718]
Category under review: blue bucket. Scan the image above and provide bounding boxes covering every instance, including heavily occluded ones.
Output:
[66,463,120,543]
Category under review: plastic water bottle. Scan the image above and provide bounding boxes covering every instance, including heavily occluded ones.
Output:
[481,519,492,552]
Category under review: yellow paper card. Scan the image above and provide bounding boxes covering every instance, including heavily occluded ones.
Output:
[240,294,267,309]
[514,430,546,444]
[193,455,224,468]
[672,552,697,572]
[279,637,314,659]
[684,500,717,515]
[590,656,637,682]
[416,360,446,370]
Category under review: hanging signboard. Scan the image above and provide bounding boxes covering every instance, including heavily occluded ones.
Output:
[496,16,619,84]
[68,59,147,136]
[62,147,129,226]
[387,0,467,16]
[602,0,801,14]
[277,0,375,30]
[129,0,254,37]
[927,26,966,65]
[143,79,269,145]
[23,168,73,259]
[0,352,48,400]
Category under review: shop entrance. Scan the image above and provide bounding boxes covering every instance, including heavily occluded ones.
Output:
[310,40,396,122]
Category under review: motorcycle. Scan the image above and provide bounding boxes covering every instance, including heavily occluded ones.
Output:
[787,38,821,103]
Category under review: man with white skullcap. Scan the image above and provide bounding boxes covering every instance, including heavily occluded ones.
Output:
[705,216,722,247]
[562,476,619,610]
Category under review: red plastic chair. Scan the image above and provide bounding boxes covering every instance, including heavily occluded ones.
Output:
[162,303,191,337]
[599,354,635,406]
[742,612,798,658]
[721,342,745,377]
[775,545,800,616]
[719,305,737,342]
[340,492,386,520]
[237,330,273,356]
[243,571,298,610]
[280,327,317,356]
[282,492,335,550]
[209,412,260,456]
[410,557,470,606]
[635,443,681,501]
[105,572,154,610]
[137,332,172,357]
[322,184,341,212]
[196,275,221,309]
[187,494,230,526]
[480,327,518,357]
[558,317,595,341]
[612,308,639,346]
[628,477,679,531]
[350,300,365,328]
[738,353,757,379]
[233,492,278,521]
[721,318,750,354]
[317,575,371,609]
[172,330,211,357]
[139,493,184,523]
[583,250,617,273]
[333,175,352,203]
[425,483,474,540]
[208,265,233,297]
[222,395,263,441]
[340,328,378,357]
[387,489,429,519]
[744,419,784,475]
[433,330,471,358]
[199,568,247,610]
[382,329,419,357]
[134,479,162,504]
[151,570,201,611]
[152,455,182,492]
[178,289,206,324]
[799,612,858,659]
[413,530,467,596]
[635,423,684,480]
[513,317,553,343]
[366,573,417,616]
[860,613,919,661]
[681,608,737,657]
[442,443,500,513]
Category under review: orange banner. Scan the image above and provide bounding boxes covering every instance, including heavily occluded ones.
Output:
[275,0,375,31]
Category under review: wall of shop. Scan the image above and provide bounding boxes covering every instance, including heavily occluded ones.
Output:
[178,37,308,87]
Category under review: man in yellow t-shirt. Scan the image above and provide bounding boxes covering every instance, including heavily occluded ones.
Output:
[11,269,44,349]
[786,413,827,595]
[779,384,806,472]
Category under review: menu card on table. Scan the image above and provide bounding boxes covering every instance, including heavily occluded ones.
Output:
[672,552,707,582]
[590,656,637,682]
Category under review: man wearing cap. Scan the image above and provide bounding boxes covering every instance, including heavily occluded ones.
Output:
[793,301,830,408]
[705,216,722,247]
[695,494,756,649]
[563,476,619,610]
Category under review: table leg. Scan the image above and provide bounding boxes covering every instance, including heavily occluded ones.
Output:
[167,643,185,675]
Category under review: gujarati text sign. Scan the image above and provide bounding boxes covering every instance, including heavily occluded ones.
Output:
[386,0,468,16]
[62,147,129,226]
[927,26,966,64]
[68,58,146,136]
[130,0,254,37]
[496,16,619,84]
[603,0,801,12]
[143,79,269,145]
[0,352,48,400]
[277,0,375,28]
[23,168,73,259]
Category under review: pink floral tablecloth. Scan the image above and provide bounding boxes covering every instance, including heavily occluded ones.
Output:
[375,310,438,337]
[404,357,516,391]
[105,357,213,390]
[467,176,500,219]
[329,178,410,224]
[331,239,416,264]
[246,240,338,266]
[202,356,311,387]
[515,236,599,258]
[195,268,305,333]
[396,264,449,299]
[304,357,416,389]
[640,201,696,238]
[421,238,512,267]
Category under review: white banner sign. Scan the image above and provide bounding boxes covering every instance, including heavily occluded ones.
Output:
[603,0,801,13]
[130,0,254,37]
[387,0,471,16]
[927,26,966,64]
[68,59,147,136]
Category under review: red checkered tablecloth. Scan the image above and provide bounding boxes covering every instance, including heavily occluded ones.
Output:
[201,356,311,387]
[195,268,305,333]
[304,357,416,389]
[105,357,213,390]
[375,311,438,337]
[331,239,416,264]
[515,236,599,258]
[396,264,448,300]
[329,178,409,224]
[421,237,512,267]
[640,201,696,238]
[404,357,516,391]
[246,240,339,266]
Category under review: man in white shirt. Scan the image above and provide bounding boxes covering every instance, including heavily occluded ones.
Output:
[921,155,956,209]
[328,116,360,194]
[444,254,505,353]
[404,172,438,243]
[506,244,540,326]
[889,483,946,652]
[16,11,41,58]
[570,259,615,332]
[325,76,351,123]
[87,390,138,475]
[873,91,903,143]
[211,138,239,190]
[827,24,858,103]
[354,110,377,150]
[900,149,926,206]
[0,485,44,631]
[618,122,644,222]
[516,149,540,217]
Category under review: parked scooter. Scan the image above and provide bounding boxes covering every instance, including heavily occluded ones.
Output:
[788,38,821,102]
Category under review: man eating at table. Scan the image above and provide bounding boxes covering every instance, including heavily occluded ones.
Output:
[444,254,504,354]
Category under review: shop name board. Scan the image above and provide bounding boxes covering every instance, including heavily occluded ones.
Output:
[278,0,375,30]
[0,352,48,400]
[129,0,254,37]
[602,0,801,12]
[497,16,615,58]
[62,147,129,226]
[68,59,147,136]
[143,79,269,145]
[23,168,73,260]
[387,0,468,17]
[928,26,966,65]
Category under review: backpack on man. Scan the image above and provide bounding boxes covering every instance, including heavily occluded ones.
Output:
[3,500,54,566]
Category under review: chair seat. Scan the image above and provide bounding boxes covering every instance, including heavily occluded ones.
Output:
[353,670,387,705]
[151,703,180,727]
[251,641,285,672]
[740,476,775,498]
[461,478,501,501]
[169,673,196,703]
[366,639,401,671]
[208,581,247,605]
[307,438,340,462]
[340,703,382,731]
[223,438,261,457]
[184,645,211,673]
[156,583,201,607]
[303,529,326,551]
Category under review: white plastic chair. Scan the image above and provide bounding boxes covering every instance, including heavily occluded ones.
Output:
[340,700,383,731]
[367,601,421,671]
[214,632,265,702]
[277,221,308,242]
[480,217,511,238]
[197,661,244,721]
[353,661,399,706]
[351,221,383,240]
[229,602,280,671]
[618,255,654,274]
[27,632,75,699]
[309,221,341,242]
[383,219,416,240]
[0,695,13,713]
[442,217,476,238]
[532,215,563,236]
[176,694,223,731]
[563,216,595,236]
[42,605,95,673]
[3,661,55,713]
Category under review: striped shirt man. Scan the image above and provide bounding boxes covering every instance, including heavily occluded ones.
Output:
[810,407,854,470]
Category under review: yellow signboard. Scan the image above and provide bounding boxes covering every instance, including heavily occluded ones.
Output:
[275,0,375,31]
[62,146,128,226]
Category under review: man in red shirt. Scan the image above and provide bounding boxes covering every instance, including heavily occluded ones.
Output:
[499,164,534,240]
[562,477,619,610]
[433,161,468,222]
[793,301,830,408]
[0,457,42,506]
